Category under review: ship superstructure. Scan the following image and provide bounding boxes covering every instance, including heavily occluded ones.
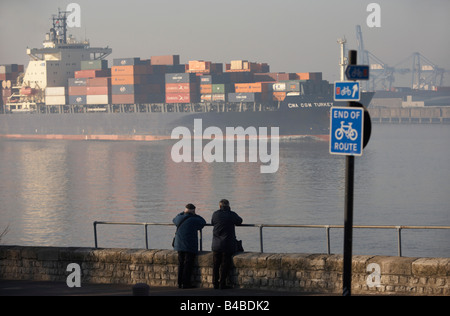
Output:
[7,9,111,112]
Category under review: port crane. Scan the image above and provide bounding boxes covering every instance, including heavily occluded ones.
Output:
[355,25,448,91]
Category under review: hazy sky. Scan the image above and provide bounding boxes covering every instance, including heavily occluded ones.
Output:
[1,0,449,86]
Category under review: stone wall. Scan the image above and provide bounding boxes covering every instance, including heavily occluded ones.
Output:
[0,246,448,295]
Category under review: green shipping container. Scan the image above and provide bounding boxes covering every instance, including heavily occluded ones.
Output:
[81,60,109,70]
[212,84,233,94]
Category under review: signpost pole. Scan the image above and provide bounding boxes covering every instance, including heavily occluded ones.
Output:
[342,50,357,296]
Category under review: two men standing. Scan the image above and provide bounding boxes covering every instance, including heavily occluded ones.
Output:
[172,199,242,289]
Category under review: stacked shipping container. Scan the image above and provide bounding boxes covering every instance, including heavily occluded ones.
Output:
[68,60,111,105]
[165,73,198,103]
[111,58,165,104]
[45,87,67,105]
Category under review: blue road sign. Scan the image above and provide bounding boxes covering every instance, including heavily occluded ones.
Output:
[334,81,360,101]
[330,107,364,156]
[345,65,370,80]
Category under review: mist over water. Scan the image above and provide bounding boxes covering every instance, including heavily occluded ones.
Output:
[0,124,449,257]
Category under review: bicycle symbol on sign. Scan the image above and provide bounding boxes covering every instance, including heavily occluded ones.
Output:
[340,86,352,96]
[335,121,358,141]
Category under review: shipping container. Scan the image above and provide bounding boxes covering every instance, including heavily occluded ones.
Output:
[87,77,111,87]
[69,95,87,105]
[234,82,272,93]
[69,86,87,95]
[111,94,147,105]
[86,86,110,95]
[81,60,108,70]
[151,55,180,65]
[45,95,67,105]
[165,73,197,84]
[87,95,109,105]
[199,73,230,84]
[228,92,260,103]
[226,61,269,73]
[166,83,198,93]
[295,72,322,81]
[111,76,142,85]
[111,84,161,95]
[74,69,111,79]
[113,57,141,66]
[143,74,165,84]
[200,84,212,94]
[212,84,232,94]
[68,78,87,86]
[166,93,198,104]
[45,87,66,96]
[254,73,295,82]
[111,65,151,76]
[0,64,20,74]
[212,94,226,101]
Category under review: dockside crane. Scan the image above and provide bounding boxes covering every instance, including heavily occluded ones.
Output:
[356,25,409,91]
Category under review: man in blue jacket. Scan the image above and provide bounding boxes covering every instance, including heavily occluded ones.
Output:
[172,203,206,289]
[211,199,243,289]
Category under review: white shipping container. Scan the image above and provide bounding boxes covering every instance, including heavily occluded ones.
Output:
[45,95,67,105]
[45,86,66,96]
[273,83,287,92]
[87,94,109,105]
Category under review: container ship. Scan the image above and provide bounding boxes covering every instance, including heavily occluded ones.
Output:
[0,10,374,142]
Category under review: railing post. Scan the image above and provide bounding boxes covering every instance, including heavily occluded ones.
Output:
[259,225,264,253]
[93,221,98,249]
[144,224,149,249]
[396,226,402,257]
[199,229,203,252]
[326,225,331,254]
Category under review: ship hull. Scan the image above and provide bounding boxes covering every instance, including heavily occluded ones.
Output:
[0,93,374,141]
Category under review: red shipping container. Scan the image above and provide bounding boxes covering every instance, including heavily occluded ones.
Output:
[166,93,198,104]
[75,69,111,78]
[87,77,111,87]
[86,86,110,95]
[69,86,87,95]
[111,94,147,105]
[165,83,197,93]
[111,65,151,76]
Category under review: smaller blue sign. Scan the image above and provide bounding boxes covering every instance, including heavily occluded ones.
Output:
[330,107,364,156]
[345,65,370,80]
[334,81,360,101]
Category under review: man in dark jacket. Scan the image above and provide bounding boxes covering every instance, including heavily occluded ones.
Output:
[211,199,243,289]
[173,203,206,289]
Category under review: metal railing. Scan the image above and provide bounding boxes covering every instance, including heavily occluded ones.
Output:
[93,221,450,257]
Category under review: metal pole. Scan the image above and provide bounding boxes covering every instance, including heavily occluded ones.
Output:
[259,225,264,253]
[144,224,149,249]
[343,50,357,297]
[326,226,331,255]
[93,221,98,249]
[396,226,402,257]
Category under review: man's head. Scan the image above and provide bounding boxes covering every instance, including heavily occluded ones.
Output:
[219,199,230,210]
[185,203,196,214]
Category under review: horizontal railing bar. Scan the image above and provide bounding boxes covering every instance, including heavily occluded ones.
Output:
[93,221,450,255]
[94,221,450,230]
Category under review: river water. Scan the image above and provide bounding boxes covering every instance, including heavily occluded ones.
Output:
[0,124,449,257]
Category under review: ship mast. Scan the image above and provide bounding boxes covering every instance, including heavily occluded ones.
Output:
[337,37,347,81]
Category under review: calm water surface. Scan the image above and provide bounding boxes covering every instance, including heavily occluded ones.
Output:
[0,124,449,257]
